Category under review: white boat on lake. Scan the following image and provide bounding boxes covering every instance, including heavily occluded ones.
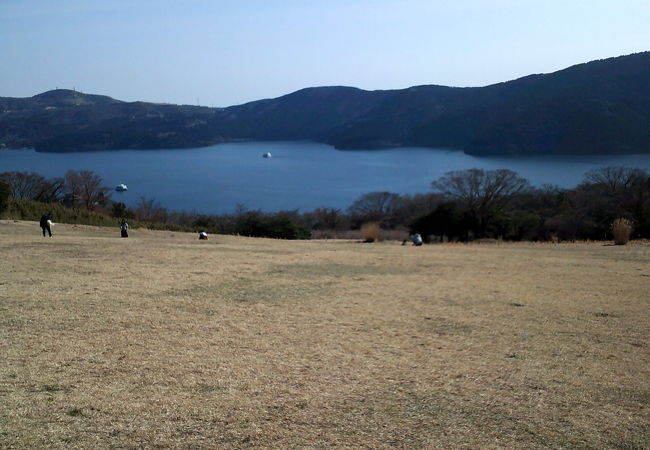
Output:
[115,183,128,192]
[262,152,272,158]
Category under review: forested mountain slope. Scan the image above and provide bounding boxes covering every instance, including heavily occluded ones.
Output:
[1,52,648,155]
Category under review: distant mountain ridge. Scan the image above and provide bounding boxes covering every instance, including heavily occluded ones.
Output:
[1,51,649,155]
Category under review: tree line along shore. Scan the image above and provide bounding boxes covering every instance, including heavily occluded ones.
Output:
[1,166,648,243]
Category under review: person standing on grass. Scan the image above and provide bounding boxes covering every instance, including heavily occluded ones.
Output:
[120,218,129,238]
[39,213,53,237]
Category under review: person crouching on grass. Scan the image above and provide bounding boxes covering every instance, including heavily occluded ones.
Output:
[410,232,423,246]
[39,213,53,237]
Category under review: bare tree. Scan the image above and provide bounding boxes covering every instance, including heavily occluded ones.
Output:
[347,191,404,228]
[0,171,66,202]
[392,193,445,227]
[584,166,649,195]
[35,177,66,203]
[432,169,530,237]
[0,172,42,199]
[579,166,650,233]
[583,166,649,206]
[303,207,349,231]
[64,170,111,210]
[135,196,168,222]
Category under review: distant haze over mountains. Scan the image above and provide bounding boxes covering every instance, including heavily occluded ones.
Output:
[1,52,649,155]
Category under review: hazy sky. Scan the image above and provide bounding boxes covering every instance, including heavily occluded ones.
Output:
[2,0,648,107]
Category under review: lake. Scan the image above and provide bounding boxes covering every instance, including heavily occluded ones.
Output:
[2,141,650,214]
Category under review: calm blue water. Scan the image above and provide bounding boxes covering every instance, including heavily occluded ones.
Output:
[2,141,650,214]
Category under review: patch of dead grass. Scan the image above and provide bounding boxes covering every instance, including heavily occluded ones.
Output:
[1,220,649,448]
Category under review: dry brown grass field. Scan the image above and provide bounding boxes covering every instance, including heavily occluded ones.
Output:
[1,220,649,449]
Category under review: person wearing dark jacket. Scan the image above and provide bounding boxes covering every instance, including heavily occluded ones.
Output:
[40,213,53,237]
[120,218,129,238]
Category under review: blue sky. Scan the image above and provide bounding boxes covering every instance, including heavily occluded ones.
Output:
[1,0,649,107]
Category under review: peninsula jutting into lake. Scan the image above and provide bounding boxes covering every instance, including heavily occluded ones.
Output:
[1,51,649,156]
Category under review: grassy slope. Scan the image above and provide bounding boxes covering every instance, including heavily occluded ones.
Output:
[1,220,648,448]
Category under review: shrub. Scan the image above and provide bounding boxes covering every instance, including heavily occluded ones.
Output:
[0,180,10,216]
[250,215,311,240]
[361,222,381,242]
[410,201,463,242]
[611,218,633,245]
[112,202,134,219]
